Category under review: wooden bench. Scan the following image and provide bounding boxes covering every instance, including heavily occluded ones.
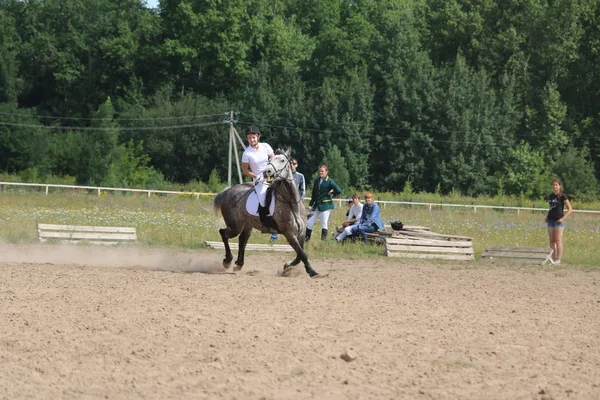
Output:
[481,247,554,265]
[384,236,474,261]
[205,241,294,252]
[37,224,138,245]
[364,225,431,240]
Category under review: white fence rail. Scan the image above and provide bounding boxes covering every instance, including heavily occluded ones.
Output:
[1,181,599,215]
[0,181,213,198]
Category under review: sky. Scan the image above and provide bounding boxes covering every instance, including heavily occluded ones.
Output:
[145,0,159,9]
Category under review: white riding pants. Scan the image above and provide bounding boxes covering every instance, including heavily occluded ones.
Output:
[307,209,331,230]
[335,224,356,241]
[254,176,269,207]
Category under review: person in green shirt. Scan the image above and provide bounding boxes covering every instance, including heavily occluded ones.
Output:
[306,165,342,241]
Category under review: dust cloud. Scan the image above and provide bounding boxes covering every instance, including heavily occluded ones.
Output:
[0,242,225,274]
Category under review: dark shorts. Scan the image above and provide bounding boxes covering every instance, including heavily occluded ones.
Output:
[547,220,565,228]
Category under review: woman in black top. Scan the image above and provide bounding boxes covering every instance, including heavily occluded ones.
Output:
[545,178,573,265]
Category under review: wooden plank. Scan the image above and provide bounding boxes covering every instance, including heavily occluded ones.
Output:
[394,229,473,241]
[37,224,137,233]
[400,225,431,231]
[205,241,292,249]
[372,226,431,237]
[37,223,138,246]
[38,231,137,241]
[481,251,549,260]
[386,252,474,261]
[481,257,547,265]
[386,238,473,247]
[39,239,131,246]
[205,241,294,252]
[386,245,473,255]
[481,247,553,265]
[367,231,394,237]
[484,247,551,253]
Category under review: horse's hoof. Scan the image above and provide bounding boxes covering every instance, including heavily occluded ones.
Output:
[310,270,328,278]
[223,259,232,269]
[278,264,301,277]
[284,259,299,269]
[233,260,243,271]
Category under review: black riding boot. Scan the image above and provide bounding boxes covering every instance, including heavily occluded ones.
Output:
[321,229,328,241]
[305,228,312,242]
[258,205,270,233]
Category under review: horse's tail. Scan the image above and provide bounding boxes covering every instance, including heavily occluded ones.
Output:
[213,190,225,218]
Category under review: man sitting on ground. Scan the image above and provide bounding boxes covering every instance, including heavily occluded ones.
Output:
[336,193,363,239]
[336,192,383,243]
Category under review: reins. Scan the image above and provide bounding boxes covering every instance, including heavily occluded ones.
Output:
[266,152,303,206]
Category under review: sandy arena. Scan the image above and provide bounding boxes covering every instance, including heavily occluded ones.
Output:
[1,244,599,399]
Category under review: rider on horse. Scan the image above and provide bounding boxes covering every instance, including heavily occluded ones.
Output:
[241,125,276,233]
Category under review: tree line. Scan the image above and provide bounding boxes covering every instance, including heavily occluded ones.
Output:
[1,0,599,201]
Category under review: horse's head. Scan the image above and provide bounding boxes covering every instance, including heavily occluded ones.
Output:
[263,149,293,183]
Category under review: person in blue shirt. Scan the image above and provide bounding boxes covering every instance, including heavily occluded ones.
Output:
[337,192,384,243]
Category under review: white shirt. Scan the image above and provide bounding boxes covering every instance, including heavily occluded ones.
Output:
[242,143,274,176]
[348,203,363,221]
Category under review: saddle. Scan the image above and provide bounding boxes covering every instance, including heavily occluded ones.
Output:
[245,187,279,233]
[245,187,275,217]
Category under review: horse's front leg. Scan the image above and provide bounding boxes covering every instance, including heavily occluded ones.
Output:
[283,234,318,277]
[219,228,234,269]
[283,235,303,268]
[234,227,252,271]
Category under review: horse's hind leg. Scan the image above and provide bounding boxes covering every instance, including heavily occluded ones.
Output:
[219,228,235,269]
[233,227,252,271]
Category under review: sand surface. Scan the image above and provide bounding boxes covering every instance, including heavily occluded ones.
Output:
[1,244,599,399]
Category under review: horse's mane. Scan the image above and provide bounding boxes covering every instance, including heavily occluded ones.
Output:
[270,149,300,207]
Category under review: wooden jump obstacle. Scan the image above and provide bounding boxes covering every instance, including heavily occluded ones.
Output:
[37,223,138,245]
[368,226,474,261]
[204,241,294,252]
[481,247,554,265]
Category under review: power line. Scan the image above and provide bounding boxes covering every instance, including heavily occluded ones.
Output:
[238,114,600,140]
[0,111,225,121]
[2,114,597,149]
[0,121,222,131]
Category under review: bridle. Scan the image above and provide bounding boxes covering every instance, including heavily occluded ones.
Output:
[266,153,294,182]
[265,153,303,205]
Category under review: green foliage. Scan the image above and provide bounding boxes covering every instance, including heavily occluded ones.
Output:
[322,145,350,195]
[552,146,599,202]
[76,98,120,185]
[401,179,414,198]
[0,7,20,104]
[102,140,167,189]
[1,0,600,199]
[502,142,552,199]
[533,81,570,162]
[0,103,49,175]
[207,169,226,193]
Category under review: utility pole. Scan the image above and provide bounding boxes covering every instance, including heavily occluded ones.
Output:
[223,111,245,187]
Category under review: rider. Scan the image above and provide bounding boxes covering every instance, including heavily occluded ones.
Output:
[241,124,275,233]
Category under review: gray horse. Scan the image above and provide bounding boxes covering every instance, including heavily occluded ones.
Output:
[213,149,319,277]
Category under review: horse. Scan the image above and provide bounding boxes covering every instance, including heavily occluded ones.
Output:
[213,149,319,278]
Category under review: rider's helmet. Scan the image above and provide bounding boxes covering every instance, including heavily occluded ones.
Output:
[247,125,261,135]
